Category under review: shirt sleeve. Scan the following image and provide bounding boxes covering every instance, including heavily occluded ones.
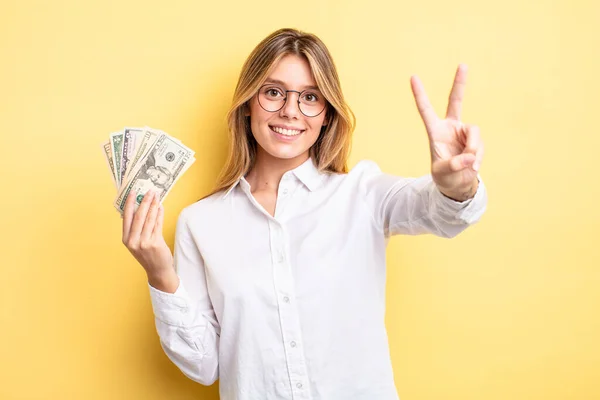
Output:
[147,208,220,385]
[356,160,488,238]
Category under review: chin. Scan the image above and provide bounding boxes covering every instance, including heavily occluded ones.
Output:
[263,144,310,161]
[257,133,316,160]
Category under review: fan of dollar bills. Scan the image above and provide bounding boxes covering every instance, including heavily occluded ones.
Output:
[101,127,196,215]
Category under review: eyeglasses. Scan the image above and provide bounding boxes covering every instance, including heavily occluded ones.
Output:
[257,84,327,117]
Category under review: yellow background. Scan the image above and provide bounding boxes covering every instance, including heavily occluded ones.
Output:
[1,0,598,399]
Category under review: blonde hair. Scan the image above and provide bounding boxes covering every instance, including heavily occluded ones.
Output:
[204,28,355,199]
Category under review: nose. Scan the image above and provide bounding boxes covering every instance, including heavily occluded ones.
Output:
[279,91,301,119]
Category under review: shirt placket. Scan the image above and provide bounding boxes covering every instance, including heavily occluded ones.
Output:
[270,179,313,400]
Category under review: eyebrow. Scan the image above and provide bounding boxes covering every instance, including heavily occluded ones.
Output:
[264,79,320,91]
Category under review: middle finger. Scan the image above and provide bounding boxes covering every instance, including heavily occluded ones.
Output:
[141,194,160,243]
[446,64,468,121]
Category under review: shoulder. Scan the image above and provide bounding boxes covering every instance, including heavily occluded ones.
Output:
[321,159,384,185]
[342,159,416,198]
[176,189,229,226]
[340,159,385,186]
[348,159,383,175]
[320,159,386,197]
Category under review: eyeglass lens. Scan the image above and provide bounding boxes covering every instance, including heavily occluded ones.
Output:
[258,85,326,117]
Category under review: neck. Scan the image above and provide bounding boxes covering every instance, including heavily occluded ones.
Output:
[245,149,309,193]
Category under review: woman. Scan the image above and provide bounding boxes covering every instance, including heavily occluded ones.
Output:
[121,28,487,400]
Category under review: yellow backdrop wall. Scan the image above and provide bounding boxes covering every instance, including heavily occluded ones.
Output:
[1,0,598,399]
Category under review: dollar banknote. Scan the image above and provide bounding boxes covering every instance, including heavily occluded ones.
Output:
[113,132,195,214]
[102,127,195,215]
[122,127,161,183]
[101,140,118,189]
[120,127,145,185]
[109,131,124,188]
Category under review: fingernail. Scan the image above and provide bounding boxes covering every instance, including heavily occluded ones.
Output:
[473,161,480,171]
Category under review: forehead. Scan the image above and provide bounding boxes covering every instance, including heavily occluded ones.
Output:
[266,54,317,89]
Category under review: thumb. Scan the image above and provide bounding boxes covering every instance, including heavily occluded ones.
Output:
[432,153,476,176]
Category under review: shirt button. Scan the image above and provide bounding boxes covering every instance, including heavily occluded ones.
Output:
[283,296,290,303]
[277,252,284,263]
[296,383,303,389]
[290,341,296,348]
[282,188,289,195]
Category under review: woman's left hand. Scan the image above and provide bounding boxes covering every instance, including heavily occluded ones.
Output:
[410,64,484,202]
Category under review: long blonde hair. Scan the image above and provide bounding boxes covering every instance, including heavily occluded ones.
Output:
[204,28,355,199]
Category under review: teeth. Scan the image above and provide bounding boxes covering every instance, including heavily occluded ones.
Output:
[272,126,303,136]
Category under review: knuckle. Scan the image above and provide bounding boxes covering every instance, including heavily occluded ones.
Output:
[126,239,138,250]
[140,240,155,251]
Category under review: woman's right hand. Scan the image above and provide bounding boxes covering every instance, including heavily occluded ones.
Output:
[122,190,174,280]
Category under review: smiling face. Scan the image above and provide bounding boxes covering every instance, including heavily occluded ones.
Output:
[247,54,328,164]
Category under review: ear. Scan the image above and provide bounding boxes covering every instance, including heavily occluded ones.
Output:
[243,102,251,117]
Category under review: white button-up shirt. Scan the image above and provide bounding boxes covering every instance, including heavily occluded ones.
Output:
[148,158,487,400]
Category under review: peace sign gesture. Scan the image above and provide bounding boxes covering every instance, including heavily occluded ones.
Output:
[411,64,483,202]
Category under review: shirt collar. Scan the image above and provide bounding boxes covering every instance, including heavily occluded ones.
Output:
[290,156,323,192]
[223,180,240,198]
[223,157,324,198]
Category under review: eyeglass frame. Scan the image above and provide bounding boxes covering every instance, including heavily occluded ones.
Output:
[256,84,327,118]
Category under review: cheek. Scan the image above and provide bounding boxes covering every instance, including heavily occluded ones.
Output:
[250,104,276,137]
[307,115,326,137]
[248,100,269,134]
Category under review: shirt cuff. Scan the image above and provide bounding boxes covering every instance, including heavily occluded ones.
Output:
[431,174,487,224]
[148,278,193,327]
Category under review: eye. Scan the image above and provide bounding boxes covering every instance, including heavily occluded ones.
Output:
[302,92,319,102]
[263,86,284,98]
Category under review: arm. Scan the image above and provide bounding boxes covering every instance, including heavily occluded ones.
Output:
[359,160,487,238]
[148,209,220,385]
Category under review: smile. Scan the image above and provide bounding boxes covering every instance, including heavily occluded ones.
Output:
[269,125,305,136]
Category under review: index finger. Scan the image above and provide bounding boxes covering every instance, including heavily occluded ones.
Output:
[122,190,136,242]
[446,64,468,121]
[410,75,438,130]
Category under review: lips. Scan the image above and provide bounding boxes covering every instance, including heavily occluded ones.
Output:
[269,125,305,136]
[269,125,305,142]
